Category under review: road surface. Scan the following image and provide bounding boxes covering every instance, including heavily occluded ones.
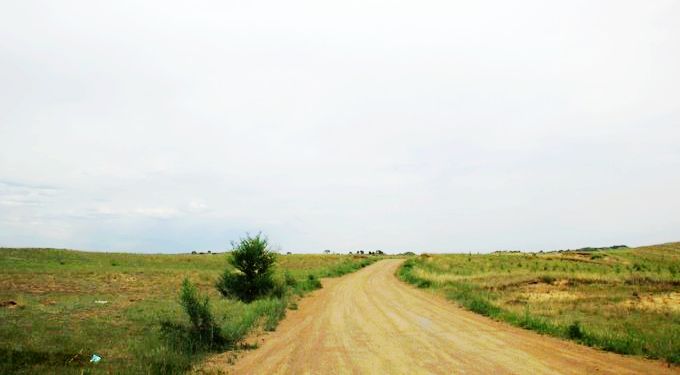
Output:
[213,259,676,374]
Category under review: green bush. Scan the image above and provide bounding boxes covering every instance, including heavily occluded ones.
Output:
[180,279,221,342]
[270,277,287,299]
[539,275,556,284]
[161,279,224,353]
[284,271,297,287]
[216,234,277,302]
[567,321,584,340]
[305,274,322,289]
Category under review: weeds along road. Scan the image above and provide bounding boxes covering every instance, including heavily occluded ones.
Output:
[225,259,676,374]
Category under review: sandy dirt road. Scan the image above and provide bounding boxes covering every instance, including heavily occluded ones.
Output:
[221,259,676,374]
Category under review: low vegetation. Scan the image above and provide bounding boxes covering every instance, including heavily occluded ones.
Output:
[398,242,680,364]
[160,279,225,354]
[0,245,376,374]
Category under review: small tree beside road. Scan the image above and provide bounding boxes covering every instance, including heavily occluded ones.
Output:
[216,233,277,302]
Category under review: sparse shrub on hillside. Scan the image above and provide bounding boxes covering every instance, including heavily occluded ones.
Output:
[632,263,647,272]
[670,264,678,277]
[216,233,277,302]
[540,275,556,284]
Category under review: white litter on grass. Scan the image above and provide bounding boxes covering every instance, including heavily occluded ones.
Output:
[90,354,101,363]
[94,300,108,304]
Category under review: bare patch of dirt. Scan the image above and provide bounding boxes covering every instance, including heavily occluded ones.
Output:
[544,254,603,265]
[522,290,581,302]
[555,279,569,287]
[515,282,582,302]
[622,292,680,312]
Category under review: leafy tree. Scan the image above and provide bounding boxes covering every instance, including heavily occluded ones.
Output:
[216,233,277,302]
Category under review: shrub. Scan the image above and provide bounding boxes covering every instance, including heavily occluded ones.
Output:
[288,273,324,295]
[305,274,322,289]
[539,275,556,284]
[216,234,277,302]
[270,278,287,299]
[669,264,678,277]
[161,279,224,352]
[259,298,288,331]
[567,321,584,340]
[284,271,297,287]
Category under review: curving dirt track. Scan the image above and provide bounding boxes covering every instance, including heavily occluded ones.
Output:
[222,259,676,374]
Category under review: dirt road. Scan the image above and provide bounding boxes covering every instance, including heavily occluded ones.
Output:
[225,259,676,374]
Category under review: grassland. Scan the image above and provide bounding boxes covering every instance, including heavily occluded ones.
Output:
[0,248,375,374]
[398,242,680,364]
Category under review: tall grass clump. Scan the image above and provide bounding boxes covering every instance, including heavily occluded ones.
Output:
[319,258,374,277]
[161,279,225,352]
[397,259,431,288]
[303,274,322,290]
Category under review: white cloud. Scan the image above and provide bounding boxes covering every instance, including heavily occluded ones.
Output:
[92,206,177,219]
[187,200,208,213]
[0,180,58,207]
[0,1,679,252]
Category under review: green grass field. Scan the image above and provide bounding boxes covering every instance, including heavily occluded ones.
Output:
[398,242,680,364]
[0,248,375,374]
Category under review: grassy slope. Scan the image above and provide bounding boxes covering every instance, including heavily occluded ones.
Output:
[0,249,375,374]
[398,243,680,364]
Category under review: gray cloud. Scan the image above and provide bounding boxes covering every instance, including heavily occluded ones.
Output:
[1,1,679,252]
[0,180,59,207]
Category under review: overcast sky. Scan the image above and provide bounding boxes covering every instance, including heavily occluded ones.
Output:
[1,1,679,253]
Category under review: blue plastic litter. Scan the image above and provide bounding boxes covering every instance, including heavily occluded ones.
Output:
[90,354,101,363]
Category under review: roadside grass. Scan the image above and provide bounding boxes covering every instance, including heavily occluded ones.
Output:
[0,249,376,374]
[397,243,680,364]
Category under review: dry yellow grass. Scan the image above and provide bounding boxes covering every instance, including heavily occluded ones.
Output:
[399,242,680,364]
